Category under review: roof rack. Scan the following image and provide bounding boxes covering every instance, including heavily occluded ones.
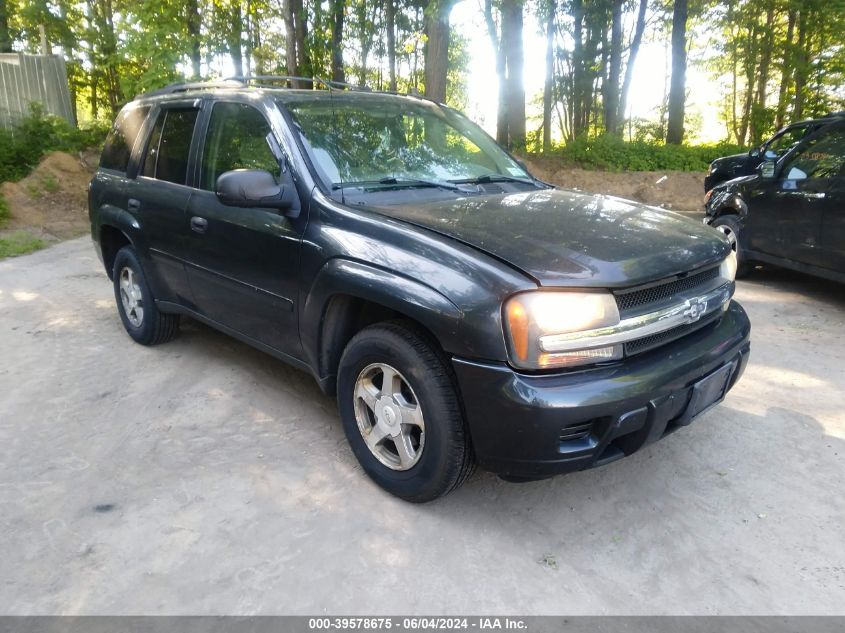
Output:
[138,75,436,104]
[226,75,376,92]
[140,79,245,98]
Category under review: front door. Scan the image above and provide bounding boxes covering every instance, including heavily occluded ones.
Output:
[183,100,304,357]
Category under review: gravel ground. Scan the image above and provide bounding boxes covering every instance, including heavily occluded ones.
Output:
[1,237,843,615]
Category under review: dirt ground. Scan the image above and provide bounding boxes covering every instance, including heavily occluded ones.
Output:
[0,151,97,248]
[1,238,843,615]
[524,156,706,214]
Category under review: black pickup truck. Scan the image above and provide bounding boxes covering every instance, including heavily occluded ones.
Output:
[89,78,750,502]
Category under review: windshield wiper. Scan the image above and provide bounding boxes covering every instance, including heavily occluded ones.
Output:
[451,174,539,186]
[333,177,473,192]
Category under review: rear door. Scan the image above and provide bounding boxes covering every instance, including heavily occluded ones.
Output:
[183,99,304,356]
[132,101,202,306]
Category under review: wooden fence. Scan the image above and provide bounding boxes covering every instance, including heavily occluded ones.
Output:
[0,53,75,131]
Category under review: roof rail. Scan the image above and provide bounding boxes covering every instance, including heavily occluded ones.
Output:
[137,75,439,105]
[139,79,245,98]
[225,75,374,92]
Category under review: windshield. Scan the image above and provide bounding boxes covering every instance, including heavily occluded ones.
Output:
[282,96,531,188]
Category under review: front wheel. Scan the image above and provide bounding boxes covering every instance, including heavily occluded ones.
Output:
[711,215,750,278]
[337,321,475,502]
[112,246,180,345]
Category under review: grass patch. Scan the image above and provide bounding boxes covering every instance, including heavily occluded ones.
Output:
[527,134,747,172]
[0,231,45,258]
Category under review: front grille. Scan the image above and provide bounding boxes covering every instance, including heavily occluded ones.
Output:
[559,421,594,442]
[624,311,721,356]
[614,266,720,315]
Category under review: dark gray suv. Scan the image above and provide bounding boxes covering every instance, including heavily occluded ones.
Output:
[89,78,750,502]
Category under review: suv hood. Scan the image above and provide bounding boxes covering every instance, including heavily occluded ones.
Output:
[713,152,750,169]
[373,189,730,287]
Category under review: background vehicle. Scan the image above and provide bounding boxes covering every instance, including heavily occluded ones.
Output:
[705,119,845,282]
[704,113,845,192]
[90,78,750,502]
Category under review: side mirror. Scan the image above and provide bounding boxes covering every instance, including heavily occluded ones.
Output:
[215,169,299,217]
[758,160,776,179]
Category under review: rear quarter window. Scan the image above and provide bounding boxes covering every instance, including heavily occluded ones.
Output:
[100,105,151,172]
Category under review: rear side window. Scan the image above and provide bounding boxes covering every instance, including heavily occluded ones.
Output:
[141,108,199,185]
[100,105,150,172]
[200,102,279,190]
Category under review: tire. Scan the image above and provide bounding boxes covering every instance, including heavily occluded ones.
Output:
[711,215,751,278]
[337,321,475,502]
[112,246,179,345]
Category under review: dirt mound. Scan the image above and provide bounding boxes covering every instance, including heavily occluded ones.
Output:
[523,157,706,216]
[0,150,97,246]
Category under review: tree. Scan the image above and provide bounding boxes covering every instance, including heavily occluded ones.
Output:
[424,0,454,104]
[501,0,525,148]
[0,0,13,53]
[330,0,345,82]
[541,0,555,151]
[666,0,688,144]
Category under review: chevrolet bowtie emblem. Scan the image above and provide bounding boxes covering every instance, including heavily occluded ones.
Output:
[683,297,709,323]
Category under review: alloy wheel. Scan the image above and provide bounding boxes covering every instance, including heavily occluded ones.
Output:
[353,363,426,471]
[119,266,144,327]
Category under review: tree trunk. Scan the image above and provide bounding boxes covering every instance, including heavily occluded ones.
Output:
[282,0,297,80]
[603,0,623,134]
[330,0,345,83]
[385,0,396,91]
[186,0,202,79]
[775,6,796,130]
[0,0,12,53]
[617,0,647,133]
[748,3,775,144]
[230,2,244,78]
[571,0,584,137]
[483,0,508,144]
[793,6,808,120]
[423,0,452,104]
[542,0,555,152]
[502,0,525,149]
[666,0,688,145]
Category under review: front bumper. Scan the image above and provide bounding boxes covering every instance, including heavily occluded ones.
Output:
[452,301,751,479]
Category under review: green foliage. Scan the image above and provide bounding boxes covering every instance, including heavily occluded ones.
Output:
[536,134,746,172]
[0,193,10,227]
[0,231,45,258]
[0,104,107,183]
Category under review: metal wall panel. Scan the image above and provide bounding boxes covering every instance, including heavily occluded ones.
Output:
[0,53,75,130]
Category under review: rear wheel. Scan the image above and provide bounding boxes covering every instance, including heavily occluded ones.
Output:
[337,321,475,502]
[711,215,750,277]
[112,246,179,345]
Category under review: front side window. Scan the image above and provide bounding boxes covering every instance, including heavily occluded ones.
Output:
[100,105,150,172]
[781,128,845,181]
[765,124,812,157]
[140,108,199,185]
[284,97,529,188]
[201,102,280,190]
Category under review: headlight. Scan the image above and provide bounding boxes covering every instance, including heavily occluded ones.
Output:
[720,249,738,282]
[503,291,622,370]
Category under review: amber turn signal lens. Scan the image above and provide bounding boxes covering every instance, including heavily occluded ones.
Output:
[506,298,530,362]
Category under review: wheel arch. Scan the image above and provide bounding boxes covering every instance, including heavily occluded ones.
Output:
[302,258,466,392]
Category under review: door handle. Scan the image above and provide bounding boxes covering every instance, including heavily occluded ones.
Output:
[190,216,209,234]
[127,198,141,212]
